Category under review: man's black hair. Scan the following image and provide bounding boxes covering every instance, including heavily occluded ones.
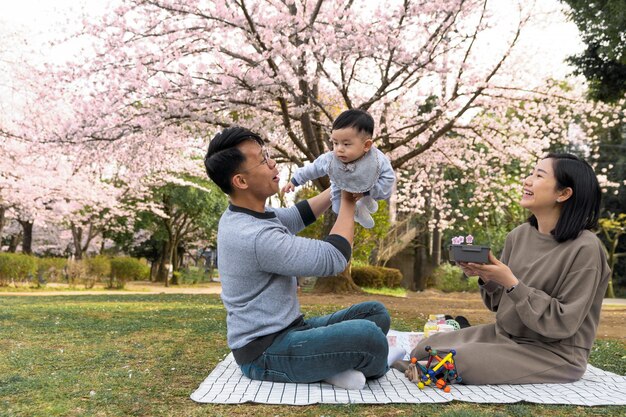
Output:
[528,153,601,242]
[332,109,374,137]
[204,126,264,194]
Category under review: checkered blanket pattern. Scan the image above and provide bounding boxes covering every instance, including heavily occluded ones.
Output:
[191,332,626,406]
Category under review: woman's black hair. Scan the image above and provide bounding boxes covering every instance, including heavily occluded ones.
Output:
[528,153,601,242]
[204,126,264,194]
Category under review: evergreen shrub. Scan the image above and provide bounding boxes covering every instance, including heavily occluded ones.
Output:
[379,267,403,287]
[85,255,111,285]
[36,257,67,283]
[66,259,88,287]
[431,263,479,292]
[0,253,37,285]
[109,257,149,289]
[351,265,385,288]
[352,265,404,288]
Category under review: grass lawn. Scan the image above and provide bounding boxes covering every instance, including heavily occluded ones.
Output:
[0,294,624,417]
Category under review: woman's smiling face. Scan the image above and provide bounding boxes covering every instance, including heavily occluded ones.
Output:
[520,158,564,212]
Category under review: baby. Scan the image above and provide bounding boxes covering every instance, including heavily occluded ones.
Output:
[282,109,395,228]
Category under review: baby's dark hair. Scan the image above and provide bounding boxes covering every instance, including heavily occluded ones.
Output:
[332,109,374,138]
[204,126,263,195]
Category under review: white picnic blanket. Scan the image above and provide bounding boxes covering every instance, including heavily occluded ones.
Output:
[191,331,626,406]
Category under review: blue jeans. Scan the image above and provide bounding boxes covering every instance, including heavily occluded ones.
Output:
[240,301,390,383]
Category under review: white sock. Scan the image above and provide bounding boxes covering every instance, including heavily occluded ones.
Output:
[324,369,366,390]
[354,204,375,228]
[387,346,406,366]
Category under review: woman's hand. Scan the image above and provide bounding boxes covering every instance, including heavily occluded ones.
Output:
[465,251,519,288]
[457,262,482,278]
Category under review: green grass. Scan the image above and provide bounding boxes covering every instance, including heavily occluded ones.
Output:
[0,294,624,416]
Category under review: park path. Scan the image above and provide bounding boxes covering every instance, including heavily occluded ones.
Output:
[1,283,624,340]
[0,281,222,296]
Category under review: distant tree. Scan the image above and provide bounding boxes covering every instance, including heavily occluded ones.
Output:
[561,0,626,102]
[134,177,228,285]
[560,1,626,293]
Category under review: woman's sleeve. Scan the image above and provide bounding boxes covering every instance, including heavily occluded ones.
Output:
[479,234,510,311]
[506,244,605,339]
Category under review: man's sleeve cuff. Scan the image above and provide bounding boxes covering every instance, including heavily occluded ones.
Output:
[324,234,351,261]
[295,200,315,226]
[291,178,300,186]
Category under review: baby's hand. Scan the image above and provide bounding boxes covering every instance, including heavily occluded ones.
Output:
[282,182,296,193]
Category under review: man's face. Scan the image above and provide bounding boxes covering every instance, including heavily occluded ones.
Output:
[236,140,279,198]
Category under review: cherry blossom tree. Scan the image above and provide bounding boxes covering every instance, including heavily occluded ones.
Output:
[6,0,623,290]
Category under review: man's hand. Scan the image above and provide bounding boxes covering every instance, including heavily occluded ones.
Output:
[282,182,296,193]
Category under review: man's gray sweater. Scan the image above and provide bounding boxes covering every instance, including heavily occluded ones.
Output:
[217,201,351,363]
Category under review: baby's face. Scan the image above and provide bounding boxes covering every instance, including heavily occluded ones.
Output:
[330,127,372,163]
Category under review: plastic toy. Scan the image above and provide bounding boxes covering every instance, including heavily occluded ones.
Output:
[404,346,462,393]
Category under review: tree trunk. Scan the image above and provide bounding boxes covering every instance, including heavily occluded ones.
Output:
[8,233,22,253]
[0,207,5,241]
[19,220,33,255]
[313,261,363,294]
[157,240,175,286]
[431,213,442,267]
[150,261,158,281]
[605,238,618,298]
[71,224,84,260]
[412,228,433,291]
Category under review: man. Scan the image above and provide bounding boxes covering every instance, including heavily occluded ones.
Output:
[204,126,389,389]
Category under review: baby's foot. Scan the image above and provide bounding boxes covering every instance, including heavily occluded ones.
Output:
[361,196,378,213]
[354,205,375,228]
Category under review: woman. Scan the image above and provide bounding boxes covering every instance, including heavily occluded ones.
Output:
[403,153,610,384]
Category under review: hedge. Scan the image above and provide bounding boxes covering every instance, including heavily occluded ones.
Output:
[36,257,67,282]
[352,265,403,288]
[109,257,150,289]
[0,253,38,285]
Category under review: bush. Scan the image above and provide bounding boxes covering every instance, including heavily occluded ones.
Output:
[0,253,38,285]
[85,255,111,284]
[351,265,403,288]
[181,266,210,284]
[36,257,67,283]
[351,265,385,288]
[109,257,149,289]
[430,263,479,293]
[66,259,88,287]
[379,267,403,288]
